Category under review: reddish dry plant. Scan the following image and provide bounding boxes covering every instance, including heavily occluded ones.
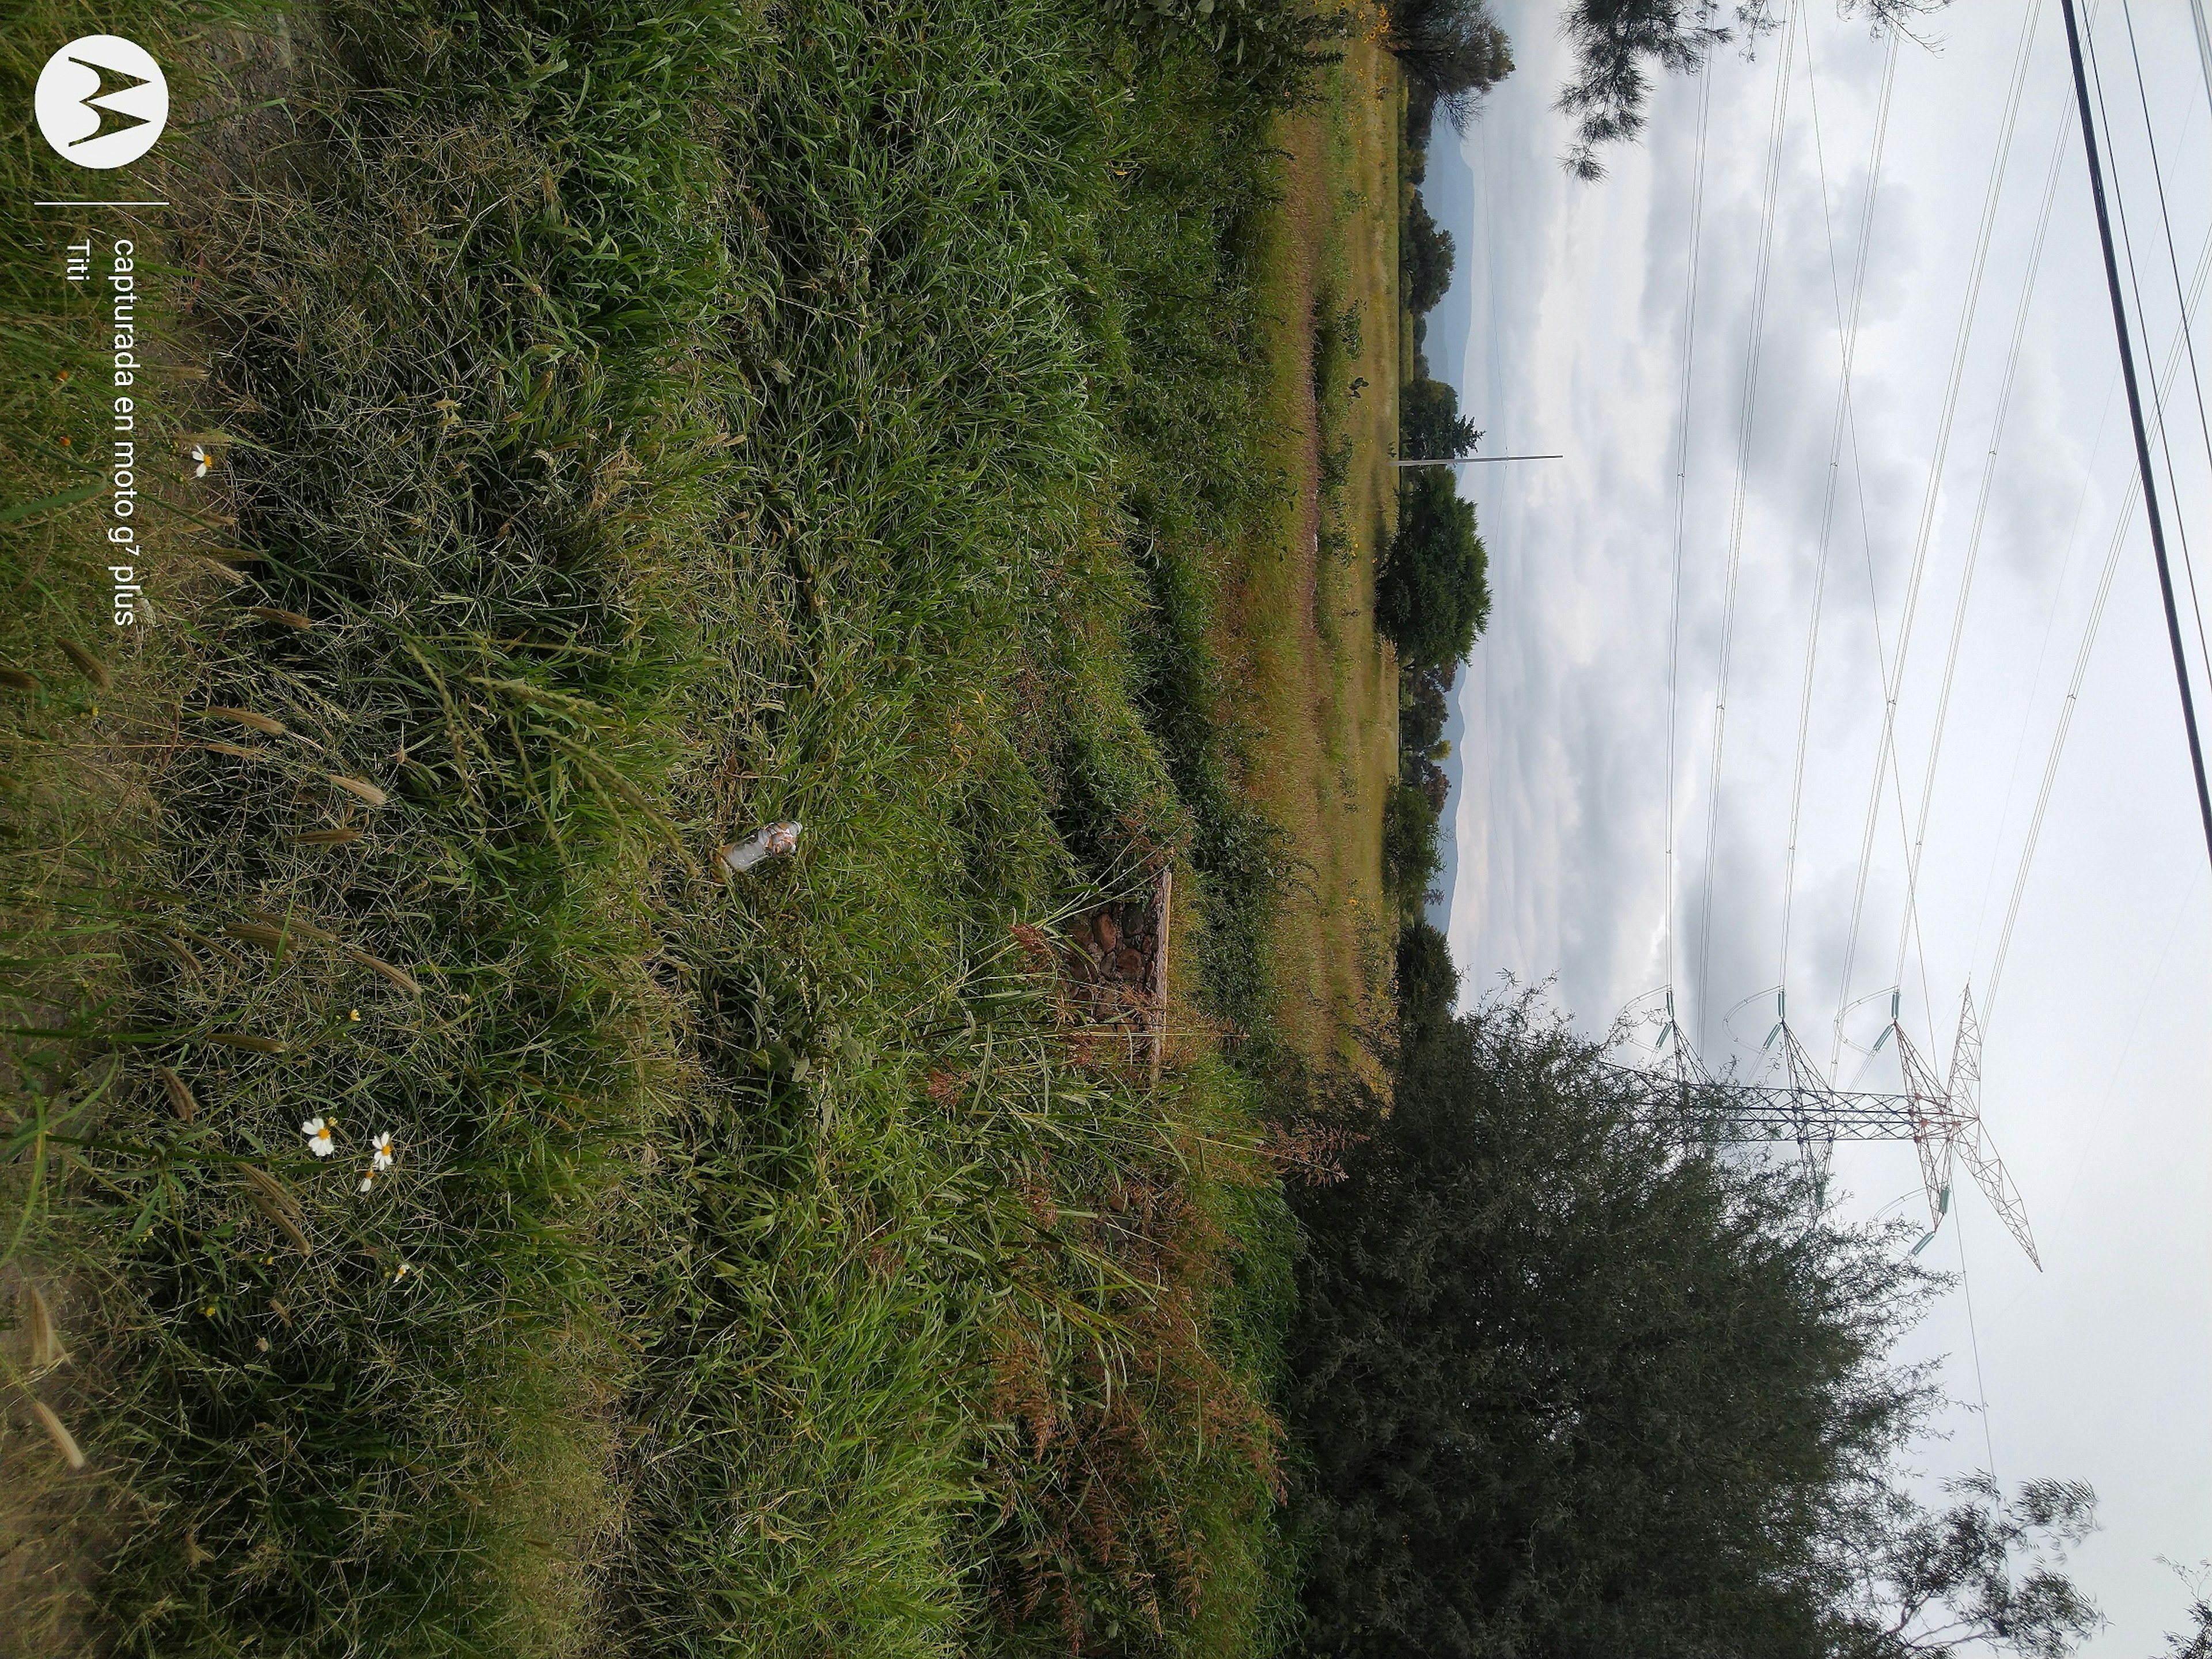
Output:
[989,1319,1060,1461]
[1260,1117,1367,1187]
[1012,662,1051,719]
[982,1164,1286,1653]
[1020,1175,1058,1233]
[926,1067,966,1104]
[1010,921,1056,975]
[1063,1022,1137,1071]
[1113,808,1185,884]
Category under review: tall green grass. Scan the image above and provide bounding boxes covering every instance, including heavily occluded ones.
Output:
[1092,52,1300,1050]
[0,0,1313,1654]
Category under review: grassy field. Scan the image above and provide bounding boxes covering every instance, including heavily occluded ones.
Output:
[1211,20,1402,1079]
[0,1,1349,1654]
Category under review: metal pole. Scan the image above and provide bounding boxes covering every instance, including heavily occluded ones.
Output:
[1392,453,1563,467]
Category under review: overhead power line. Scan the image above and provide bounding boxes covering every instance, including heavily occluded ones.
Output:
[1987,448,2165,1019]
[1695,0,1798,1051]
[2193,0,2212,120]
[1888,87,2075,1005]
[1982,12,2212,1025]
[1976,187,2212,1018]
[2058,0,2212,872]
[1833,0,2046,1048]
[1779,28,1901,997]
[1662,59,1718,1013]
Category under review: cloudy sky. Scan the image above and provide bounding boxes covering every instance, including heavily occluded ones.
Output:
[1429,0,2212,1647]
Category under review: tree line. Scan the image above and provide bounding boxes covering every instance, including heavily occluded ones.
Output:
[1379,47,1502,921]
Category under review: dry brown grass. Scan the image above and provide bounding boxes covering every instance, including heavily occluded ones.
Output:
[980,1153,1286,1655]
[0,1265,111,1659]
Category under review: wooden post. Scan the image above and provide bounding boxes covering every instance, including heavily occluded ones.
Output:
[1148,870,1172,1085]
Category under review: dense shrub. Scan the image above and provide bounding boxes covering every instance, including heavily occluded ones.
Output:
[1289,990,2109,1659]
[1402,192,1456,316]
[1378,469,1490,670]
[1381,782,1444,914]
[1287,999,1923,1659]
[1393,919,1460,1043]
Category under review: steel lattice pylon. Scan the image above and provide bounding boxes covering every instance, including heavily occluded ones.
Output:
[1612,987,2039,1269]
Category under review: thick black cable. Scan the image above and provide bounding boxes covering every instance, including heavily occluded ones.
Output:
[1982,221,2212,1025]
[2119,0,2212,701]
[2058,0,2212,872]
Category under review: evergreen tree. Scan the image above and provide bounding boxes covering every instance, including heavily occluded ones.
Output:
[1399,664,1456,762]
[1556,0,1950,180]
[1402,373,1481,461]
[1399,662,1456,814]
[2157,1566,2212,1659]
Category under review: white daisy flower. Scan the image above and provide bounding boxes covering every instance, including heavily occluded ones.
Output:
[390,1260,412,1282]
[301,1116,335,1158]
[357,1171,376,1195]
[191,444,212,478]
[370,1131,396,1172]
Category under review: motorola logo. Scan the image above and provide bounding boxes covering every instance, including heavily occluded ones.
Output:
[35,35,168,170]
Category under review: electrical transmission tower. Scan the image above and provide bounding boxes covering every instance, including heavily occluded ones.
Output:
[1615,986,2039,1268]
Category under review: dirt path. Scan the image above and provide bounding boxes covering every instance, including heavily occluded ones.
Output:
[1211,26,1404,1074]
[1277,104,1330,646]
